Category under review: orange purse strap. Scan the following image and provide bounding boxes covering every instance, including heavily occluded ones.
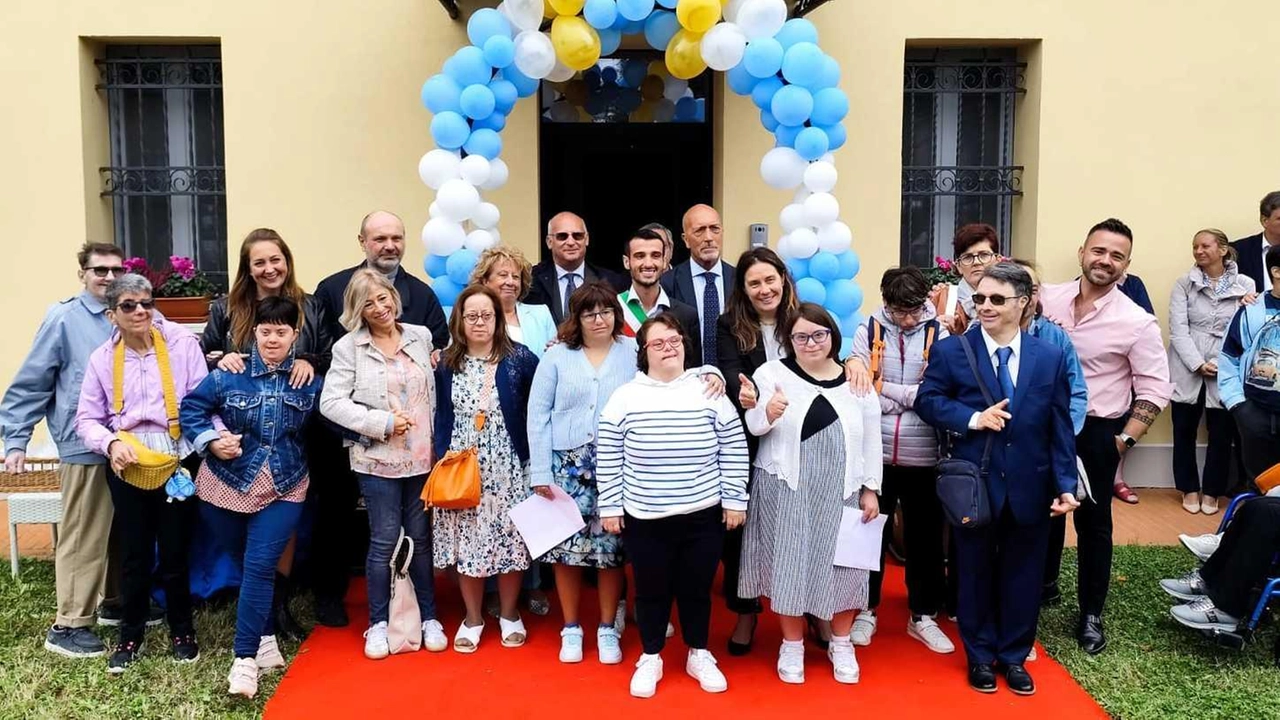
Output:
[868,318,885,394]
[474,362,496,432]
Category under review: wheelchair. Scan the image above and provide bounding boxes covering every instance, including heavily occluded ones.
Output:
[1197,493,1280,666]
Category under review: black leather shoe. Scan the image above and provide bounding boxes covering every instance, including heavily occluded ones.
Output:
[1003,664,1035,695]
[1040,583,1062,607]
[315,596,349,628]
[727,613,757,656]
[1076,614,1107,654]
[968,663,997,693]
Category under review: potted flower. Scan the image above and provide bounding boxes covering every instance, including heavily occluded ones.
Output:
[122,255,217,323]
[923,256,961,287]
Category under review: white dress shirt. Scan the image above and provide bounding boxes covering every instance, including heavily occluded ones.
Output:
[556,262,585,308]
[690,260,726,336]
[967,328,1021,429]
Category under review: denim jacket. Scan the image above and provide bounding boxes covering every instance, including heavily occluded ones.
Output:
[179,344,323,494]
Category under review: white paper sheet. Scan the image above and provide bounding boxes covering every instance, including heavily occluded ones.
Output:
[508,485,587,560]
[834,509,888,570]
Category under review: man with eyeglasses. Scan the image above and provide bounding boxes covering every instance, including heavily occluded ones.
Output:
[618,228,703,368]
[661,204,737,366]
[0,242,126,658]
[526,211,627,326]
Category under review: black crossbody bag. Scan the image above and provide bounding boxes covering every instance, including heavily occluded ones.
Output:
[936,338,995,530]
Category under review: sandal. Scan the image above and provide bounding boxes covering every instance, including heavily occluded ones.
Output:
[453,620,484,654]
[1114,481,1139,504]
[500,616,527,647]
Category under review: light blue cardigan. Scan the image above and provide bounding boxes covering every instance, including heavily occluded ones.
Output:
[515,302,558,358]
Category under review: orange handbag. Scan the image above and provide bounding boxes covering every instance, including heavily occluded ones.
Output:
[422,363,493,509]
[1257,463,1280,496]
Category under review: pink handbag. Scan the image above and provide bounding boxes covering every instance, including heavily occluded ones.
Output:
[386,530,422,655]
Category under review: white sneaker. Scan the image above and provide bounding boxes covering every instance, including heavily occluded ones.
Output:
[1179,533,1222,562]
[597,625,622,664]
[776,641,805,684]
[907,615,955,654]
[630,653,664,698]
[559,625,584,663]
[422,619,447,652]
[666,621,675,638]
[827,637,860,684]
[686,648,728,693]
[614,601,627,636]
[228,657,259,699]
[256,635,285,671]
[850,612,877,647]
[363,622,389,660]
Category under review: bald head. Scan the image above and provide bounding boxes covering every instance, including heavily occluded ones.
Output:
[358,210,406,274]
[546,211,590,269]
[681,204,723,270]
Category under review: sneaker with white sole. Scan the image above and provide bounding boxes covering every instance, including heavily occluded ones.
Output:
[559,625,584,663]
[1160,569,1209,602]
[363,622,389,660]
[256,635,285,671]
[1170,596,1239,632]
[44,626,106,658]
[686,648,728,693]
[228,657,259,699]
[827,637,860,684]
[776,641,805,684]
[850,612,877,647]
[1179,533,1221,562]
[422,619,448,652]
[630,653,664,698]
[597,625,622,664]
[907,615,955,654]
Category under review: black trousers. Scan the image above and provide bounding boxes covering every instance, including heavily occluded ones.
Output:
[868,464,947,616]
[1201,496,1280,617]
[1171,387,1239,496]
[308,423,361,603]
[623,506,724,655]
[106,470,198,644]
[1231,400,1280,483]
[1044,415,1124,617]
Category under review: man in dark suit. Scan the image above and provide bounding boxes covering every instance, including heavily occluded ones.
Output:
[916,262,1079,696]
[618,227,702,367]
[1230,190,1280,293]
[660,204,736,365]
[525,211,628,325]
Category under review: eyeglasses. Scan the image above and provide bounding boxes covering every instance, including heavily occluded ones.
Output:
[581,308,614,322]
[957,251,997,267]
[86,266,126,278]
[462,312,495,325]
[645,336,683,351]
[114,299,155,313]
[791,329,832,346]
[886,305,926,322]
[689,224,722,239]
[552,231,586,242]
[972,293,1022,307]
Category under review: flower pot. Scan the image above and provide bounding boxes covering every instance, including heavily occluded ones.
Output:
[154,296,211,324]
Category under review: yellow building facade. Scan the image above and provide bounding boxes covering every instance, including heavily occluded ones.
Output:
[3,0,1279,475]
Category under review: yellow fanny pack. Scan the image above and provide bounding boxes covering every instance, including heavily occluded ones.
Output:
[112,327,182,490]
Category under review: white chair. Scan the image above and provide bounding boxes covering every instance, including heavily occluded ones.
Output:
[3,456,63,578]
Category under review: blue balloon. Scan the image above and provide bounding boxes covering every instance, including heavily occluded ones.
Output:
[489,78,518,114]
[599,27,622,55]
[482,35,516,69]
[463,127,502,159]
[501,66,539,98]
[839,337,853,359]
[796,277,827,305]
[825,280,863,316]
[656,0,676,7]
[616,0,655,22]
[743,38,784,79]
[447,46,493,88]
[446,249,480,285]
[839,311,863,339]
[809,251,841,283]
[811,87,849,126]
[472,111,507,131]
[421,74,462,114]
[610,10,632,30]
[432,277,462,307]
[751,76,784,110]
[674,96,697,121]
[644,10,680,51]
[459,84,496,120]
[727,64,760,96]
[693,98,705,121]
[794,126,830,161]
[781,42,825,88]
[430,111,471,150]
[623,18,645,34]
[760,108,779,132]
[818,122,847,151]
[836,250,860,278]
[785,256,809,280]
[583,0,619,29]
[622,59,648,88]
[774,18,819,49]
[424,254,449,278]
[815,56,841,91]
[775,124,801,148]
[770,84,813,126]
[467,8,513,47]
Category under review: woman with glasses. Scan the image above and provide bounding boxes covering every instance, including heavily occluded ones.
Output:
[930,223,1001,336]
[433,285,539,652]
[737,302,882,686]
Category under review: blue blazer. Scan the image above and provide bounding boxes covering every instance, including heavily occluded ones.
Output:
[433,343,539,464]
[1231,233,1268,295]
[915,328,1077,526]
[515,302,558,358]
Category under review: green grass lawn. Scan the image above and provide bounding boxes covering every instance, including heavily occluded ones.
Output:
[0,547,1276,719]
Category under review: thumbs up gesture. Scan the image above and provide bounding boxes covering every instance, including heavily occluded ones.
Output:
[766,384,789,424]
[738,373,758,410]
[976,398,1012,432]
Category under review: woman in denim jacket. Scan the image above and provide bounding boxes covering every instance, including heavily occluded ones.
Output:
[179,297,323,699]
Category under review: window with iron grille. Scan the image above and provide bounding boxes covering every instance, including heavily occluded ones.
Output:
[97,45,228,289]
[900,48,1025,267]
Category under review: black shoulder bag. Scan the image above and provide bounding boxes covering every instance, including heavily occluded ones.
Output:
[935,338,995,530]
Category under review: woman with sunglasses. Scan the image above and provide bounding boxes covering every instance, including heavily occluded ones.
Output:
[930,223,1001,336]
[737,302,883,686]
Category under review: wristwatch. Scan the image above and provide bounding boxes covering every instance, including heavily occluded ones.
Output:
[1118,433,1137,448]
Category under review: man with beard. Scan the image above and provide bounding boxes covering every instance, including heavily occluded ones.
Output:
[525,211,628,326]
[1040,218,1173,654]
[619,227,703,368]
[662,204,737,365]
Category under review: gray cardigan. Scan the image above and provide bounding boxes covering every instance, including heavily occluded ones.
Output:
[1167,263,1254,407]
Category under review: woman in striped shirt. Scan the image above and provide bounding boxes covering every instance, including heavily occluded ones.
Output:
[597,312,750,699]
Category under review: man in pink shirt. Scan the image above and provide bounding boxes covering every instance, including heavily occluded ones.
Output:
[1039,218,1173,655]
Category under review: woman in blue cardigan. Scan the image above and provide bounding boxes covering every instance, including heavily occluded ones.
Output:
[470,245,558,358]
[433,285,539,653]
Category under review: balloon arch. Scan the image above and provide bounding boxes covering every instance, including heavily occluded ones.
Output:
[417,0,864,355]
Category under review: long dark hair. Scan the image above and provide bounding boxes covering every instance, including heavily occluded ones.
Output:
[442,285,514,372]
[724,247,797,354]
[228,229,306,350]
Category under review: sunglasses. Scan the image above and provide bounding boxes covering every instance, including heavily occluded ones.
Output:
[972,293,1022,307]
[86,266,126,278]
[552,231,586,242]
[791,329,832,346]
[114,299,156,313]
[645,336,683,351]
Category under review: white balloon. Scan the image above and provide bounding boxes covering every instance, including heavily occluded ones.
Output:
[421,218,467,256]
[653,99,676,122]
[417,149,461,191]
[514,31,556,80]
[722,0,748,23]
[459,155,492,186]
[700,22,747,72]
[787,227,819,259]
[793,187,813,204]
[736,0,787,40]
[803,192,840,227]
[819,152,836,165]
[817,220,853,254]
[472,201,501,229]
[779,203,807,233]
[803,161,838,193]
[663,77,689,102]
[464,229,499,253]
[546,59,576,83]
[501,0,543,31]
[428,201,443,218]
[759,147,807,190]
[436,178,481,222]
[481,158,510,190]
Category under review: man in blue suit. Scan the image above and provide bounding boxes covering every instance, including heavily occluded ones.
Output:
[916,262,1079,696]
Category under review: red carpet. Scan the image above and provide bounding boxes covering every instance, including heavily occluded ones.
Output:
[265,564,1105,719]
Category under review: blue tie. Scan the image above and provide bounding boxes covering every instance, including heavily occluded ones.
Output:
[563,272,578,317]
[996,346,1015,408]
[701,271,719,364]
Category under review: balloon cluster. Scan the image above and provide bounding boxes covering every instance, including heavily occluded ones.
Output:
[544,59,707,123]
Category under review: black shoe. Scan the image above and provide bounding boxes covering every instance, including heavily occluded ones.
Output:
[727,613,757,657]
[44,625,106,658]
[171,634,200,663]
[1040,584,1062,607]
[1077,614,1107,654]
[314,596,349,628]
[107,640,143,675]
[968,663,997,693]
[273,573,308,641]
[97,602,163,628]
[1003,664,1035,695]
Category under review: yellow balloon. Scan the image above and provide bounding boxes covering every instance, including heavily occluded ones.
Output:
[543,0,558,18]
[551,15,602,72]
[664,29,707,80]
[549,0,585,16]
[676,0,721,34]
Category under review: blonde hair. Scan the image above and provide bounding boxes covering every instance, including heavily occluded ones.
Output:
[339,269,402,333]
[469,245,533,301]
[1193,228,1236,263]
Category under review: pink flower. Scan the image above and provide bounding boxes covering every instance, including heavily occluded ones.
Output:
[169,256,197,280]
[123,257,149,274]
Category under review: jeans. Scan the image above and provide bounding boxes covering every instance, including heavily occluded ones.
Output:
[1171,387,1239,496]
[623,506,724,655]
[356,473,437,625]
[1230,400,1280,482]
[868,464,947,616]
[201,499,304,658]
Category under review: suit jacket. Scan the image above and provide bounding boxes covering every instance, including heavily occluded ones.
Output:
[915,328,1077,526]
[660,259,737,311]
[313,263,448,350]
[715,314,768,460]
[667,299,704,370]
[526,260,628,325]
[1231,233,1269,292]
